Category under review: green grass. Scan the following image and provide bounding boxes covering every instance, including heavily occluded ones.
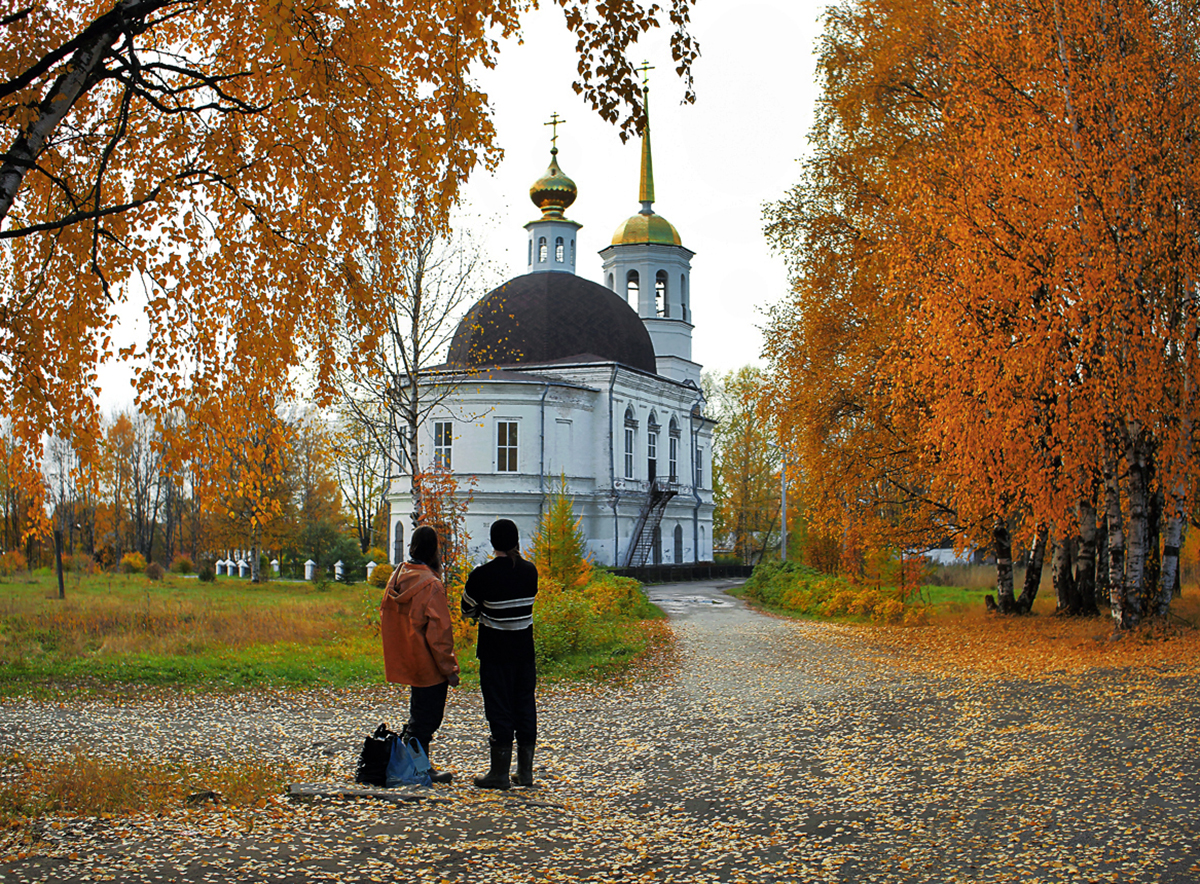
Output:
[0,567,666,696]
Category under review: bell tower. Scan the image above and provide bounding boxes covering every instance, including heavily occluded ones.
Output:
[525,112,581,275]
[599,66,698,384]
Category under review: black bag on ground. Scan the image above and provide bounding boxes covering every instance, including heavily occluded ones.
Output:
[355,723,397,787]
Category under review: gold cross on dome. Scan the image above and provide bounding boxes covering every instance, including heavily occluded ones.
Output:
[545,112,566,149]
[635,60,654,88]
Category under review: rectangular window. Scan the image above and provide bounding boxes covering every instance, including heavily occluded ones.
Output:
[433,421,452,470]
[624,427,635,479]
[695,446,703,488]
[497,421,519,472]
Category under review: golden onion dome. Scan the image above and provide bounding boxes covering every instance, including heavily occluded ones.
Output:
[529,148,577,217]
[611,211,682,246]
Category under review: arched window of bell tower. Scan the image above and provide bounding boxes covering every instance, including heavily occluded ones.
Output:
[626,270,639,309]
[681,274,689,321]
[538,237,548,262]
[607,273,614,291]
[555,237,564,262]
[655,271,668,318]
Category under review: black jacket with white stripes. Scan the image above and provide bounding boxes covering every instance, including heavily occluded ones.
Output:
[461,554,538,662]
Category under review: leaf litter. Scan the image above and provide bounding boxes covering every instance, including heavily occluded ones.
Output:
[0,580,1196,882]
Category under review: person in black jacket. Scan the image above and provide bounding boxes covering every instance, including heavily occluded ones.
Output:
[461,518,539,789]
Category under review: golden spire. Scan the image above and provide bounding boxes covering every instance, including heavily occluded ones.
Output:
[636,61,655,213]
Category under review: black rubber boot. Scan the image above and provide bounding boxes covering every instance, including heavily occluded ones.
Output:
[416,738,453,785]
[512,743,535,787]
[473,741,512,790]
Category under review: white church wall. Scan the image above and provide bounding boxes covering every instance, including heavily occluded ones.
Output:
[386,363,716,569]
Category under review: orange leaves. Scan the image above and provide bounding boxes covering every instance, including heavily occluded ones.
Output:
[765,0,1200,559]
[1,0,697,502]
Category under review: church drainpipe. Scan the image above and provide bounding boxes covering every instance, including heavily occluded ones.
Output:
[538,381,551,523]
[691,387,705,563]
[608,365,620,567]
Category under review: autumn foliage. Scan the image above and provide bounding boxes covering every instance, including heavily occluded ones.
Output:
[530,478,593,591]
[765,0,1200,626]
[0,0,699,541]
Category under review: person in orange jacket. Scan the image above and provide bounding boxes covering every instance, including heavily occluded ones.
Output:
[380,525,460,784]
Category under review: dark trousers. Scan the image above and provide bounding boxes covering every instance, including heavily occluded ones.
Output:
[407,681,449,750]
[479,657,537,746]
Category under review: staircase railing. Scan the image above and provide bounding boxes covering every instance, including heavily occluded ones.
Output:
[623,478,679,567]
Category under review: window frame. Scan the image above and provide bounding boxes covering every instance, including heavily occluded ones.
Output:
[497,420,519,473]
[623,407,637,480]
[433,420,453,471]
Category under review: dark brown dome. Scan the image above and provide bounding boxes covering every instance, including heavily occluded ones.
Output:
[449,273,657,374]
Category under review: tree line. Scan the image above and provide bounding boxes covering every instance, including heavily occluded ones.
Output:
[762,0,1200,627]
[0,408,388,579]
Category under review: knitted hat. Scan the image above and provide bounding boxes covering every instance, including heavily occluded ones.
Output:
[490,519,519,552]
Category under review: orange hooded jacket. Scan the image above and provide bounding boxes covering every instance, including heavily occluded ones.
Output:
[380,562,460,687]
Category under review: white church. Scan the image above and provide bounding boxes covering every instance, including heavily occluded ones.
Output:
[387,94,716,568]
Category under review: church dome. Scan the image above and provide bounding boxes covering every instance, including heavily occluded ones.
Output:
[529,148,577,217]
[448,273,657,374]
[611,211,682,246]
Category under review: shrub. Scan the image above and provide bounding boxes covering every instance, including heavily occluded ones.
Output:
[873,597,906,624]
[197,562,216,583]
[145,562,165,581]
[583,571,656,619]
[0,550,27,577]
[120,552,147,574]
[170,555,194,574]
[368,561,394,588]
[366,547,388,566]
[534,582,592,665]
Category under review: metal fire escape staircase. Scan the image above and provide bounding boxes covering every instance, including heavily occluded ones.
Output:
[624,477,678,567]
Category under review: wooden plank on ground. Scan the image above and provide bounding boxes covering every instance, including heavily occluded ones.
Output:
[287,783,450,804]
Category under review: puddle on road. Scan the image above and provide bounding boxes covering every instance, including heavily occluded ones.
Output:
[648,595,735,608]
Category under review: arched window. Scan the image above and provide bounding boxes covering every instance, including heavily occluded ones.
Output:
[555,237,564,262]
[623,406,636,480]
[527,239,532,265]
[626,270,639,309]
[607,273,615,291]
[668,417,680,481]
[673,525,683,564]
[647,412,658,483]
[651,525,662,565]
[655,270,668,317]
[571,239,576,262]
[393,522,404,565]
[681,274,689,321]
[538,237,548,262]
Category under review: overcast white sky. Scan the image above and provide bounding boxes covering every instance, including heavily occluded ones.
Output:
[461,0,828,379]
[96,1,828,410]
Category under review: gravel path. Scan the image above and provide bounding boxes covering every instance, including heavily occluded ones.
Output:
[2,578,1198,883]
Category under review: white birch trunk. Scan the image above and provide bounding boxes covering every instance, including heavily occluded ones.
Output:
[1123,429,1149,627]
[1102,451,1126,626]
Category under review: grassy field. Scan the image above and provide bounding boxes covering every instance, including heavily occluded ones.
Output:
[0,569,665,697]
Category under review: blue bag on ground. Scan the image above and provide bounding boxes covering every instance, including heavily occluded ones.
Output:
[386,730,432,787]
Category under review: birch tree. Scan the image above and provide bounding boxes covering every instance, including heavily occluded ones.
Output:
[765,0,1200,625]
[0,0,699,514]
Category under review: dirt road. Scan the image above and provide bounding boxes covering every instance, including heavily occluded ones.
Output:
[2,579,1197,882]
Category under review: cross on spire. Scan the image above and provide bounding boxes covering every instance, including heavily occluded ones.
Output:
[635,60,654,89]
[545,112,566,150]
